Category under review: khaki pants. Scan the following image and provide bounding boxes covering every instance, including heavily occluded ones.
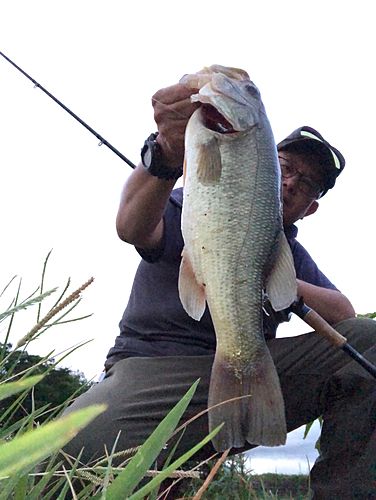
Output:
[62,318,376,499]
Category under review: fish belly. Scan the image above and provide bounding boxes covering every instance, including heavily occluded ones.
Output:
[181,113,287,450]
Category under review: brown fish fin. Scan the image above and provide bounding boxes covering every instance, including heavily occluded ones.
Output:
[244,350,287,447]
[208,348,286,452]
[196,137,222,184]
[178,248,206,321]
[266,232,297,311]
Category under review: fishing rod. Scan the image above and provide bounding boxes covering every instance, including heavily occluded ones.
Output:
[3,51,376,378]
[291,299,376,379]
[0,50,137,169]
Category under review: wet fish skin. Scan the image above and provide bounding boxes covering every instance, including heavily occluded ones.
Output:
[178,66,296,451]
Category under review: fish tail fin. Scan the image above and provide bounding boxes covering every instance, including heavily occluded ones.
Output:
[208,349,286,452]
[245,349,287,447]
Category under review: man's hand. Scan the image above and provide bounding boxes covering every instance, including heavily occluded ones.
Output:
[152,83,199,168]
[116,82,199,249]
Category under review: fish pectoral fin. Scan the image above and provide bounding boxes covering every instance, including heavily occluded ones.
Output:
[266,232,297,311]
[196,137,222,184]
[178,249,206,321]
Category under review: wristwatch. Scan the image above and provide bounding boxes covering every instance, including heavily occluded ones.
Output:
[141,132,183,180]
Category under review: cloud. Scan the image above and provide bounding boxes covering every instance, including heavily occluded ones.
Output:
[245,422,321,475]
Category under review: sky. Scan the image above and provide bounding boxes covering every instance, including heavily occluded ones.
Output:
[1,0,375,475]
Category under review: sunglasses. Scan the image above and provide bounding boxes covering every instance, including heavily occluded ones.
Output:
[278,154,324,199]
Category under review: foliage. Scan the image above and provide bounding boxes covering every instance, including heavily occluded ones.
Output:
[184,455,311,499]
[357,311,376,319]
[0,260,221,498]
[0,404,106,479]
[0,342,90,426]
[5,254,368,497]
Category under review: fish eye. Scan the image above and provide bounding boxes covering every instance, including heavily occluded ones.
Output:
[244,84,259,97]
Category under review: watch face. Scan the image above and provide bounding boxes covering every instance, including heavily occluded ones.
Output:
[143,145,152,168]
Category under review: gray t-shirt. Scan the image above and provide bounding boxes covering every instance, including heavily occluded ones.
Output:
[105,188,337,367]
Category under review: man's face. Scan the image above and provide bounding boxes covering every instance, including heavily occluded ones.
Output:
[279,150,325,227]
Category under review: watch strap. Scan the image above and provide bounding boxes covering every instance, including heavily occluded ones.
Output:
[141,132,183,180]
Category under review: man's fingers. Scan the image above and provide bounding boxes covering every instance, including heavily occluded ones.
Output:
[151,83,200,168]
[153,97,198,124]
[152,83,198,106]
[153,84,199,121]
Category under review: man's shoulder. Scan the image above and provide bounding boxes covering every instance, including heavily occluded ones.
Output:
[169,187,183,208]
[284,224,298,242]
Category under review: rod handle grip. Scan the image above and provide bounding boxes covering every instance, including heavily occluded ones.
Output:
[303,309,347,347]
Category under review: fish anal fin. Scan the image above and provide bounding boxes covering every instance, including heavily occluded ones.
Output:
[196,137,222,185]
[178,248,206,321]
[266,232,297,311]
[208,348,287,451]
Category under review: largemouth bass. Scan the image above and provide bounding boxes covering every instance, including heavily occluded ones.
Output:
[178,65,297,451]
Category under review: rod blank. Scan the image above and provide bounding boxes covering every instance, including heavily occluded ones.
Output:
[0,51,137,169]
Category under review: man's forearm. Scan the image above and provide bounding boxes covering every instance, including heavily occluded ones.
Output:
[297,279,356,325]
[115,83,199,250]
[116,164,176,249]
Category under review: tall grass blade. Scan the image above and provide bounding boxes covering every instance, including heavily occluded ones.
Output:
[0,404,51,439]
[127,425,223,500]
[0,275,17,298]
[0,289,57,323]
[0,404,106,478]
[2,277,22,353]
[0,375,44,401]
[37,249,53,322]
[105,380,200,499]
[27,460,63,500]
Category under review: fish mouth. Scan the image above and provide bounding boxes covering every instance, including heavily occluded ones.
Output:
[201,104,236,134]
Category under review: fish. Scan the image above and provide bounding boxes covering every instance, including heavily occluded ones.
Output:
[178,65,297,451]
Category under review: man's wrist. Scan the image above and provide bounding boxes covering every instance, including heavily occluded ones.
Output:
[141,132,183,181]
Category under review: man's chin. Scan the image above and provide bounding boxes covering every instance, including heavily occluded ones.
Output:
[283,213,295,228]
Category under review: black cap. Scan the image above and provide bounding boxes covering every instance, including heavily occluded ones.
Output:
[277,126,345,197]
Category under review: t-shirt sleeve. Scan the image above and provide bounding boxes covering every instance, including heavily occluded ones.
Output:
[135,191,184,263]
[292,240,338,291]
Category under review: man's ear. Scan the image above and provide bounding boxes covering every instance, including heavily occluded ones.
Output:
[305,200,319,217]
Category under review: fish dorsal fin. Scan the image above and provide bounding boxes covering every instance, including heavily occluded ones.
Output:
[178,248,206,320]
[196,137,222,184]
[265,232,297,311]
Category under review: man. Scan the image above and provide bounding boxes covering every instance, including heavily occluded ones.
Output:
[63,83,376,498]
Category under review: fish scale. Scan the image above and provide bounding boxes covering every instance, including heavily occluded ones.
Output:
[178,65,297,451]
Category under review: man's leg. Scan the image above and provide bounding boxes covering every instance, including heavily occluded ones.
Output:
[268,317,376,499]
[309,318,376,499]
[61,318,375,497]
[60,354,216,465]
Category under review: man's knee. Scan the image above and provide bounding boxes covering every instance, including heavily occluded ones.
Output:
[334,317,376,350]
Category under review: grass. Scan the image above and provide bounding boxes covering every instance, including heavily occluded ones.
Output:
[182,455,311,499]
[0,260,223,498]
[0,257,313,498]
